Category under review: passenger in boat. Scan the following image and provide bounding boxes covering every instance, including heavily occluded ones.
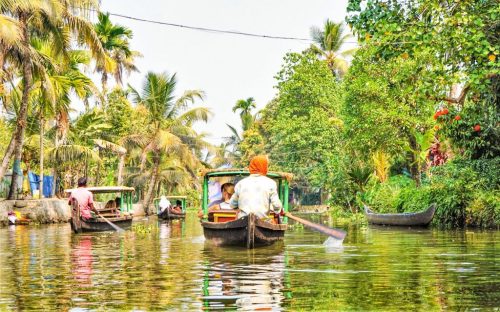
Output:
[197,182,235,218]
[158,196,171,214]
[171,200,183,214]
[68,177,98,221]
[208,183,235,211]
[230,155,282,219]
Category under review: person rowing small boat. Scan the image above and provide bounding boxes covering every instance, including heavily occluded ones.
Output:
[229,155,283,220]
[68,177,99,221]
[201,156,289,248]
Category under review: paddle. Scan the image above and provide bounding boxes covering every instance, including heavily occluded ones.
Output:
[285,212,346,240]
[96,212,125,233]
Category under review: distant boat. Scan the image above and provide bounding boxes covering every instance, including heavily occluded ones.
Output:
[65,186,135,233]
[156,195,187,220]
[364,203,436,226]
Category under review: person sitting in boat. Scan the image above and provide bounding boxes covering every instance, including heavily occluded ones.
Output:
[68,177,98,221]
[230,155,282,219]
[170,200,183,214]
[208,183,235,211]
[158,196,171,215]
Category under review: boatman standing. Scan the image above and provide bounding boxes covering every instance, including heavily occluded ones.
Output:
[69,177,98,220]
[230,155,283,219]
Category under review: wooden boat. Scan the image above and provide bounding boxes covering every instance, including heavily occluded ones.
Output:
[70,200,133,233]
[156,195,187,220]
[65,186,135,233]
[202,212,287,248]
[200,169,292,249]
[158,208,185,220]
[364,203,436,226]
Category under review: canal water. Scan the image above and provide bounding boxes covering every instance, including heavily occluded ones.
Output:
[0,212,498,311]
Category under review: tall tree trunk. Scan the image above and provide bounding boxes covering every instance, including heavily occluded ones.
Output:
[408,135,421,187]
[0,134,16,180]
[39,116,44,198]
[101,72,108,104]
[117,154,125,185]
[143,154,160,215]
[8,15,32,199]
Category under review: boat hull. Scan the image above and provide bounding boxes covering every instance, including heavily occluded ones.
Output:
[364,203,436,226]
[158,209,186,220]
[71,200,132,233]
[202,213,287,248]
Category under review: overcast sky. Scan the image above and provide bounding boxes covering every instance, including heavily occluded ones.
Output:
[99,0,351,145]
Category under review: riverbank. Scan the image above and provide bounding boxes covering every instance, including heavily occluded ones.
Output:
[0,199,71,226]
[0,199,146,226]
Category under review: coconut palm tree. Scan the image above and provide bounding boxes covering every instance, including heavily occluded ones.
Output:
[128,71,210,214]
[232,97,256,131]
[309,19,356,77]
[94,12,140,96]
[28,38,98,197]
[0,0,106,199]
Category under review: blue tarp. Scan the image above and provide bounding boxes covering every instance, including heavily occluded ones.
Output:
[28,171,53,197]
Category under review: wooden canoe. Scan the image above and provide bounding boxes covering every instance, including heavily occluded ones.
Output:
[70,200,132,233]
[202,213,287,249]
[364,203,436,226]
[158,208,186,220]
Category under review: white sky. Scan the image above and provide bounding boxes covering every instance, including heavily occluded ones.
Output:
[98,0,351,145]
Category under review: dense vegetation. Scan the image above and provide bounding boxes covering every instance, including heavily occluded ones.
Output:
[0,1,498,225]
[234,0,499,227]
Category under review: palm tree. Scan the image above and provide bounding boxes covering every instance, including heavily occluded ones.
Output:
[309,19,356,77]
[232,97,256,131]
[94,12,140,96]
[28,38,99,197]
[0,0,106,199]
[129,71,210,214]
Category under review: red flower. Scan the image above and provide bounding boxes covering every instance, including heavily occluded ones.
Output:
[474,124,481,132]
[454,115,461,121]
[433,113,439,120]
[442,108,449,115]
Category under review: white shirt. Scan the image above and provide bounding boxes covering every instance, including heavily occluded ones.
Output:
[230,174,283,218]
[159,197,171,213]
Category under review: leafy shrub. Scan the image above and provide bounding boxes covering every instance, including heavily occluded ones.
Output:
[466,191,500,228]
[366,158,499,227]
[364,175,415,213]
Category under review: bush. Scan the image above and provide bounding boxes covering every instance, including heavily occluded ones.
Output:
[466,191,500,228]
[364,175,415,213]
[364,158,499,227]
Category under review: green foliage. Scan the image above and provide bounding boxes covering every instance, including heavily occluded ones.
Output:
[0,118,11,156]
[346,0,499,96]
[105,88,134,138]
[365,175,415,213]
[259,52,343,188]
[342,46,435,161]
[435,89,499,159]
[367,158,500,227]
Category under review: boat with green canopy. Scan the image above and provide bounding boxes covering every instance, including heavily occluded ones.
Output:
[200,169,292,249]
[65,186,135,233]
[155,195,187,220]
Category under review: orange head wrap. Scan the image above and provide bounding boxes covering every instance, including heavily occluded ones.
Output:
[249,155,268,175]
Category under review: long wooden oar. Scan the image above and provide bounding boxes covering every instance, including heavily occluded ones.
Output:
[285,212,346,240]
[97,212,125,233]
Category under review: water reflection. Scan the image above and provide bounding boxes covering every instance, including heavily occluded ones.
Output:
[0,213,498,311]
[201,244,289,311]
[71,236,93,286]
